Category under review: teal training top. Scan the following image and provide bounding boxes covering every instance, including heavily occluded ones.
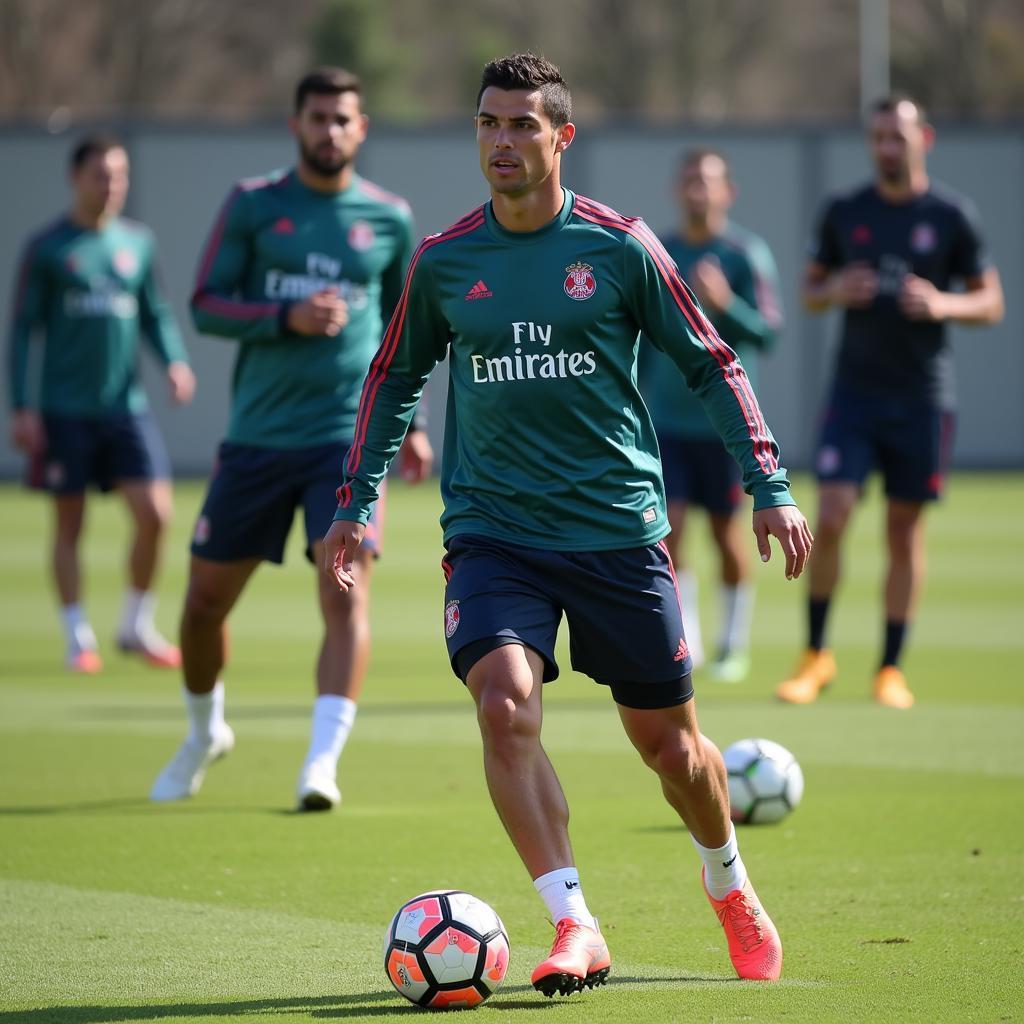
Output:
[191,169,416,449]
[8,216,187,416]
[638,223,782,439]
[335,190,793,552]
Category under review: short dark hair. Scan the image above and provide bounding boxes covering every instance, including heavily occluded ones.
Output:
[294,66,362,113]
[69,133,124,171]
[477,53,572,128]
[681,147,730,177]
[871,93,927,124]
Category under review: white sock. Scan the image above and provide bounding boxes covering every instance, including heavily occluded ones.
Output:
[185,680,226,745]
[692,826,747,900]
[533,867,597,929]
[61,603,97,653]
[717,583,754,656]
[304,695,357,769]
[677,569,704,668]
[119,588,160,640]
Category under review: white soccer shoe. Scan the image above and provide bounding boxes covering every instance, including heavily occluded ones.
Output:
[296,758,341,812]
[149,725,235,802]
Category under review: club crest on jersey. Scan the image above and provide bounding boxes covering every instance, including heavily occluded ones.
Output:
[444,599,461,638]
[113,249,137,277]
[564,261,597,301]
[348,220,375,252]
[910,222,937,253]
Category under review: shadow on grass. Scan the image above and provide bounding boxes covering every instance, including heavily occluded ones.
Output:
[1,977,735,1021]
[0,987,548,1022]
[72,698,611,725]
[0,798,291,817]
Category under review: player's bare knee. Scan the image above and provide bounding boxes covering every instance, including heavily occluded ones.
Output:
[653,732,703,787]
[182,581,232,628]
[475,679,540,750]
[321,577,367,621]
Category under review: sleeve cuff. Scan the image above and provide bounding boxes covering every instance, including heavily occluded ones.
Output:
[750,478,794,511]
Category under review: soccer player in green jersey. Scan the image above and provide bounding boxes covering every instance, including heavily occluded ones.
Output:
[7,134,194,674]
[149,68,432,810]
[324,54,812,993]
[639,149,783,683]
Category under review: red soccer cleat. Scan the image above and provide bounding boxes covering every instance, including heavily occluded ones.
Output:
[531,918,611,997]
[703,869,783,981]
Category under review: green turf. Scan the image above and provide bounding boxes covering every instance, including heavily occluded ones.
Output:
[1,475,1022,1023]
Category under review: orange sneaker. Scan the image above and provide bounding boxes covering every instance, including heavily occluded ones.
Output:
[775,648,836,704]
[66,649,102,674]
[703,869,782,981]
[873,666,914,709]
[531,918,611,997]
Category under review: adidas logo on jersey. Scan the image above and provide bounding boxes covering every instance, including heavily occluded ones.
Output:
[465,280,493,300]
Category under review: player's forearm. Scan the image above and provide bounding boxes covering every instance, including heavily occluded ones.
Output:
[717,297,778,351]
[190,291,286,342]
[7,329,33,410]
[335,371,427,521]
[939,286,1004,325]
[691,355,790,507]
[142,315,190,366]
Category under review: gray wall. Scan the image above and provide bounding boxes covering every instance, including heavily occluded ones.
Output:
[2,122,1021,477]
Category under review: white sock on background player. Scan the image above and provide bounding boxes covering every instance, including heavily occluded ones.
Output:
[677,569,704,668]
[61,603,97,654]
[303,695,357,772]
[692,825,747,899]
[717,582,754,655]
[185,680,226,745]
[118,587,155,641]
[533,867,597,930]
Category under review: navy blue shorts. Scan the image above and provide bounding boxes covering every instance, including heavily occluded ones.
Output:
[440,533,694,710]
[658,433,743,514]
[191,440,384,565]
[32,412,170,494]
[815,386,956,502]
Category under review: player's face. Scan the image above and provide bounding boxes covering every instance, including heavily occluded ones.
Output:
[72,148,129,218]
[476,87,573,197]
[678,155,733,221]
[291,90,367,177]
[869,103,930,184]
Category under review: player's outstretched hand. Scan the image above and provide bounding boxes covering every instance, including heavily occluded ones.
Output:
[11,409,45,456]
[167,361,196,404]
[753,505,814,580]
[288,289,349,336]
[323,519,365,592]
[398,429,434,483]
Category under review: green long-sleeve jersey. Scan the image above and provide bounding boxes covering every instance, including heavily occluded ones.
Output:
[335,191,793,552]
[8,216,187,415]
[191,169,416,448]
[638,223,783,439]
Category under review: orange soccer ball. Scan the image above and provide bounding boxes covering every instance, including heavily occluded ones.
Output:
[383,890,510,1009]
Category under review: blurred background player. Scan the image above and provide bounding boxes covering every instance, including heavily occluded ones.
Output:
[777,95,1004,709]
[639,149,783,682]
[7,133,194,674]
[149,68,432,809]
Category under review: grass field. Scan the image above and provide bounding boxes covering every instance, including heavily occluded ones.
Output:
[1,475,1022,1023]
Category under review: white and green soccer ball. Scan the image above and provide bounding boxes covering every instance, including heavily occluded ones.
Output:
[724,738,804,824]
